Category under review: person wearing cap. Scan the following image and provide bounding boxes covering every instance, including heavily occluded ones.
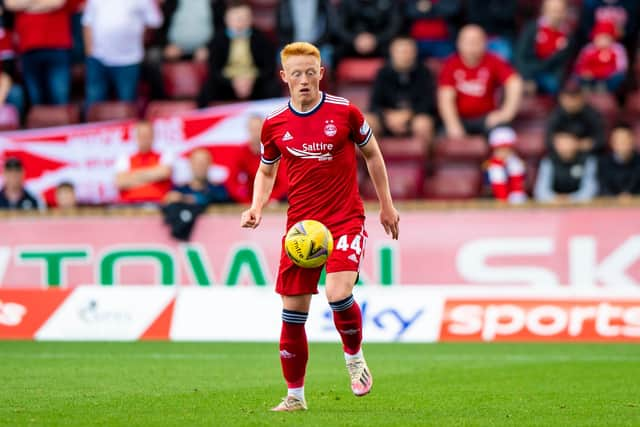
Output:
[544,80,606,155]
[486,126,527,204]
[534,129,598,204]
[0,158,41,210]
[574,20,628,92]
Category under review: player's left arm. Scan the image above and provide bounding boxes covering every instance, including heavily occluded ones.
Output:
[359,135,399,240]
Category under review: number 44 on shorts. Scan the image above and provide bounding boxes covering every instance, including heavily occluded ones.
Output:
[335,235,363,255]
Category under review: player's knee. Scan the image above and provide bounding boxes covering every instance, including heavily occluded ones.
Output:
[325,282,353,303]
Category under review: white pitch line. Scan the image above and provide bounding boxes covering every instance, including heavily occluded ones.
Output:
[1,353,639,363]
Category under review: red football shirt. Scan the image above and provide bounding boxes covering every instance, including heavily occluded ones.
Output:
[14,0,78,52]
[261,92,371,236]
[439,52,515,119]
[535,19,569,60]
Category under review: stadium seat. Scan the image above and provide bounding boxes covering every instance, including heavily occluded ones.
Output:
[145,100,197,120]
[424,57,443,77]
[585,92,619,124]
[423,163,483,200]
[26,104,81,129]
[434,135,489,162]
[516,125,546,160]
[86,101,138,123]
[625,90,640,116]
[336,58,385,84]
[517,95,554,120]
[360,160,424,200]
[162,61,208,99]
[0,104,20,131]
[378,136,428,161]
[334,84,369,111]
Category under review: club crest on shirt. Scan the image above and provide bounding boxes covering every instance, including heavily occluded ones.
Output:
[324,120,337,137]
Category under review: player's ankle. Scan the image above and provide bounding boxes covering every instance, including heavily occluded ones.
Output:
[287,386,305,401]
[345,349,363,361]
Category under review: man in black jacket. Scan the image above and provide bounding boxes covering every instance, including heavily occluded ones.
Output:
[367,36,435,149]
[545,81,606,154]
[0,158,40,210]
[197,0,280,106]
[598,122,640,199]
[330,0,402,65]
[515,0,573,95]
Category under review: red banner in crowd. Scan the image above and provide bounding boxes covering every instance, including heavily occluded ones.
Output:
[0,207,639,288]
[0,99,285,205]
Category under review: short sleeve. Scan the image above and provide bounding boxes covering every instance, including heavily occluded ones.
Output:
[438,57,456,87]
[114,155,130,173]
[142,0,163,28]
[492,54,516,84]
[348,103,373,147]
[260,119,282,164]
[81,0,95,26]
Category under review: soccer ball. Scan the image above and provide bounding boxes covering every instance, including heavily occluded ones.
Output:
[284,220,334,268]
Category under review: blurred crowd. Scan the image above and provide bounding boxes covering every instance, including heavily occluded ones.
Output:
[1,0,640,212]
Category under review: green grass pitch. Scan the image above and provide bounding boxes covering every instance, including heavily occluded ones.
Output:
[1,342,638,426]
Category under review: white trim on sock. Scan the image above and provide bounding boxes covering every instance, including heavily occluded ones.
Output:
[345,349,363,361]
[288,386,305,401]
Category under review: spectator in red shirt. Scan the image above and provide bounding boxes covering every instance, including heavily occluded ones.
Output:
[515,0,573,95]
[438,25,523,138]
[114,121,174,204]
[0,3,25,115]
[227,113,287,204]
[5,0,76,105]
[485,126,527,204]
[574,20,628,92]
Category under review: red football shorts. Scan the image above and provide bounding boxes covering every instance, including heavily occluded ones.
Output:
[275,226,368,296]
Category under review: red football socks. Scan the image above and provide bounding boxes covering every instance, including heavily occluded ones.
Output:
[280,310,309,388]
[330,295,363,355]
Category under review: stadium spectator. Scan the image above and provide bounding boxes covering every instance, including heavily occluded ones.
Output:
[114,121,174,204]
[465,0,518,61]
[545,81,606,154]
[598,122,640,198]
[438,25,523,138]
[227,114,287,204]
[54,181,77,209]
[486,126,527,204]
[329,0,402,65]
[574,20,628,92]
[405,0,462,60]
[146,0,225,99]
[82,0,163,109]
[576,0,639,97]
[5,0,77,105]
[367,36,435,150]
[534,130,598,203]
[197,0,280,106]
[0,4,25,115]
[515,0,572,95]
[0,157,40,210]
[165,148,230,206]
[277,0,332,67]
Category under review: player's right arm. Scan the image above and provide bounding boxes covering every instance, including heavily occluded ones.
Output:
[240,161,279,228]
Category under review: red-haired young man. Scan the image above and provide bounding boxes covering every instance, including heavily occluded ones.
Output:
[240,42,399,411]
